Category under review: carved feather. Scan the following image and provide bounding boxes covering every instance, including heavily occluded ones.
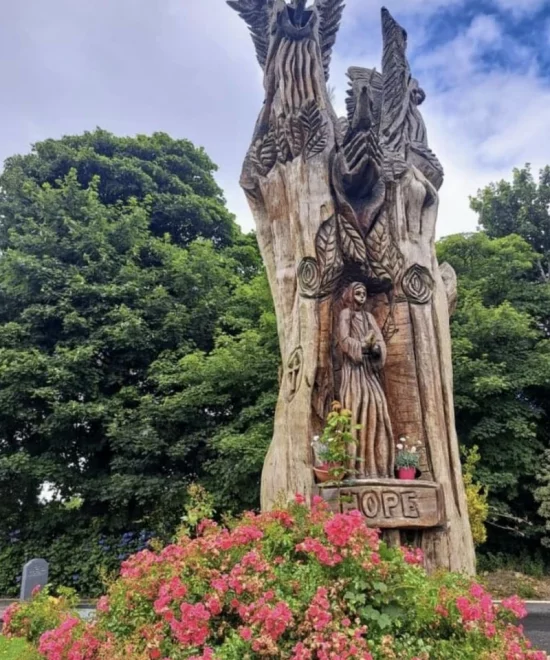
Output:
[315,0,345,80]
[227,0,275,69]
[346,67,383,135]
[380,7,412,154]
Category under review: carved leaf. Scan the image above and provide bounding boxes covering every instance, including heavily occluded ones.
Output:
[365,211,404,283]
[276,117,291,163]
[259,128,277,172]
[249,139,266,176]
[286,113,305,158]
[338,211,367,263]
[306,126,328,159]
[248,128,277,176]
[316,215,343,291]
[299,100,328,159]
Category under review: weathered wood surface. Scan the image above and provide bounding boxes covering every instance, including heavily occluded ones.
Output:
[229,0,475,575]
[319,479,445,529]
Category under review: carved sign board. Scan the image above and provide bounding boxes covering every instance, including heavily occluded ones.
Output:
[319,479,445,529]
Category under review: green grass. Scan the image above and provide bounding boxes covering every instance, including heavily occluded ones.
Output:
[0,637,39,660]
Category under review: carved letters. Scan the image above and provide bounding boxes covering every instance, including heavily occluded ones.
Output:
[321,480,445,529]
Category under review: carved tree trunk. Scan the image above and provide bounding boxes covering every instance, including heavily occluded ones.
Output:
[228,0,475,575]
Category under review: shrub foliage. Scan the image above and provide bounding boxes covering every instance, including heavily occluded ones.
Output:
[6,499,543,660]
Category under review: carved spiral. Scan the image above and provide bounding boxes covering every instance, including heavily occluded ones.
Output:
[298,257,321,297]
[402,264,434,304]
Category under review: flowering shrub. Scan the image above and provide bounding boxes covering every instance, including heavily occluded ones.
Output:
[31,498,543,659]
[3,586,79,644]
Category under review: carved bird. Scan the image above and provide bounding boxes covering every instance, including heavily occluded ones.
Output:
[227,0,346,80]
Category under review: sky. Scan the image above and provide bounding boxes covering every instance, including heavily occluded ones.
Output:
[1,0,550,237]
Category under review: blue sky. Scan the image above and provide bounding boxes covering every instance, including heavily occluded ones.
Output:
[1,0,550,236]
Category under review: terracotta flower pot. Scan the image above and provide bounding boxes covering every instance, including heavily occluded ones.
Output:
[313,463,345,483]
[397,467,416,480]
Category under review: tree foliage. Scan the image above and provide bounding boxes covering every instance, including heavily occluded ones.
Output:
[0,130,278,595]
[438,165,550,557]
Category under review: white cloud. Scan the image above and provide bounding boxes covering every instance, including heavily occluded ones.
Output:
[490,0,549,16]
[1,0,548,241]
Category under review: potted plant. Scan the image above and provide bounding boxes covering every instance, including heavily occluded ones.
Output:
[311,402,357,483]
[395,435,421,480]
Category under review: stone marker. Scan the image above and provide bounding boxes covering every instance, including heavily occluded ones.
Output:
[20,558,49,600]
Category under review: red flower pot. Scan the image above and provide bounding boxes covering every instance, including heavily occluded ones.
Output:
[397,467,416,480]
[313,463,345,483]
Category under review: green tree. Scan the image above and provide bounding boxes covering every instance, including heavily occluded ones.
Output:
[0,130,278,595]
[470,165,550,555]
[437,232,550,555]
[471,164,550,284]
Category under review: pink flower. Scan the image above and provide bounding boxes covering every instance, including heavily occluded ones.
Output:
[240,626,253,641]
[402,547,424,565]
[295,537,342,566]
[324,511,364,547]
[469,583,485,599]
[501,596,528,620]
[306,588,332,631]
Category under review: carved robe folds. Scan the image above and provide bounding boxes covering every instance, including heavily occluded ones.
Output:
[338,286,394,479]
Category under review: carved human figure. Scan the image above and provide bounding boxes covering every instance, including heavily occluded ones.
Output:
[338,282,394,478]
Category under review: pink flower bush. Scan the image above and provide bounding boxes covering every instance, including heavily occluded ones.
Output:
[12,497,541,660]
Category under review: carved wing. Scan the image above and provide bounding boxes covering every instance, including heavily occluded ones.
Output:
[380,7,411,154]
[227,0,275,69]
[316,0,346,80]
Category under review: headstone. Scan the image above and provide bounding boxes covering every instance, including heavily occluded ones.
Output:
[20,558,48,600]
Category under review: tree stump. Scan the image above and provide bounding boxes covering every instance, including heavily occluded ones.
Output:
[228,0,475,574]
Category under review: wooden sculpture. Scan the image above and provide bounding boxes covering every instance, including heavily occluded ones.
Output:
[227,0,475,574]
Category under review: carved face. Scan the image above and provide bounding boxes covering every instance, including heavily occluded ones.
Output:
[353,284,367,308]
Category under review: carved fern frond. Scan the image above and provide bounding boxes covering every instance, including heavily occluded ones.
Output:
[316,0,346,80]
[338,210,367,263]
[227,0,274,69]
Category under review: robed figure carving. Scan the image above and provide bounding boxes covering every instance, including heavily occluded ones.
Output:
[338,283,394,478]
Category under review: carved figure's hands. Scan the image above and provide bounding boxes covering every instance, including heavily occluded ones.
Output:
[362,331,376,353]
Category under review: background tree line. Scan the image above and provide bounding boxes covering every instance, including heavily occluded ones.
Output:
[0,130,548,594]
